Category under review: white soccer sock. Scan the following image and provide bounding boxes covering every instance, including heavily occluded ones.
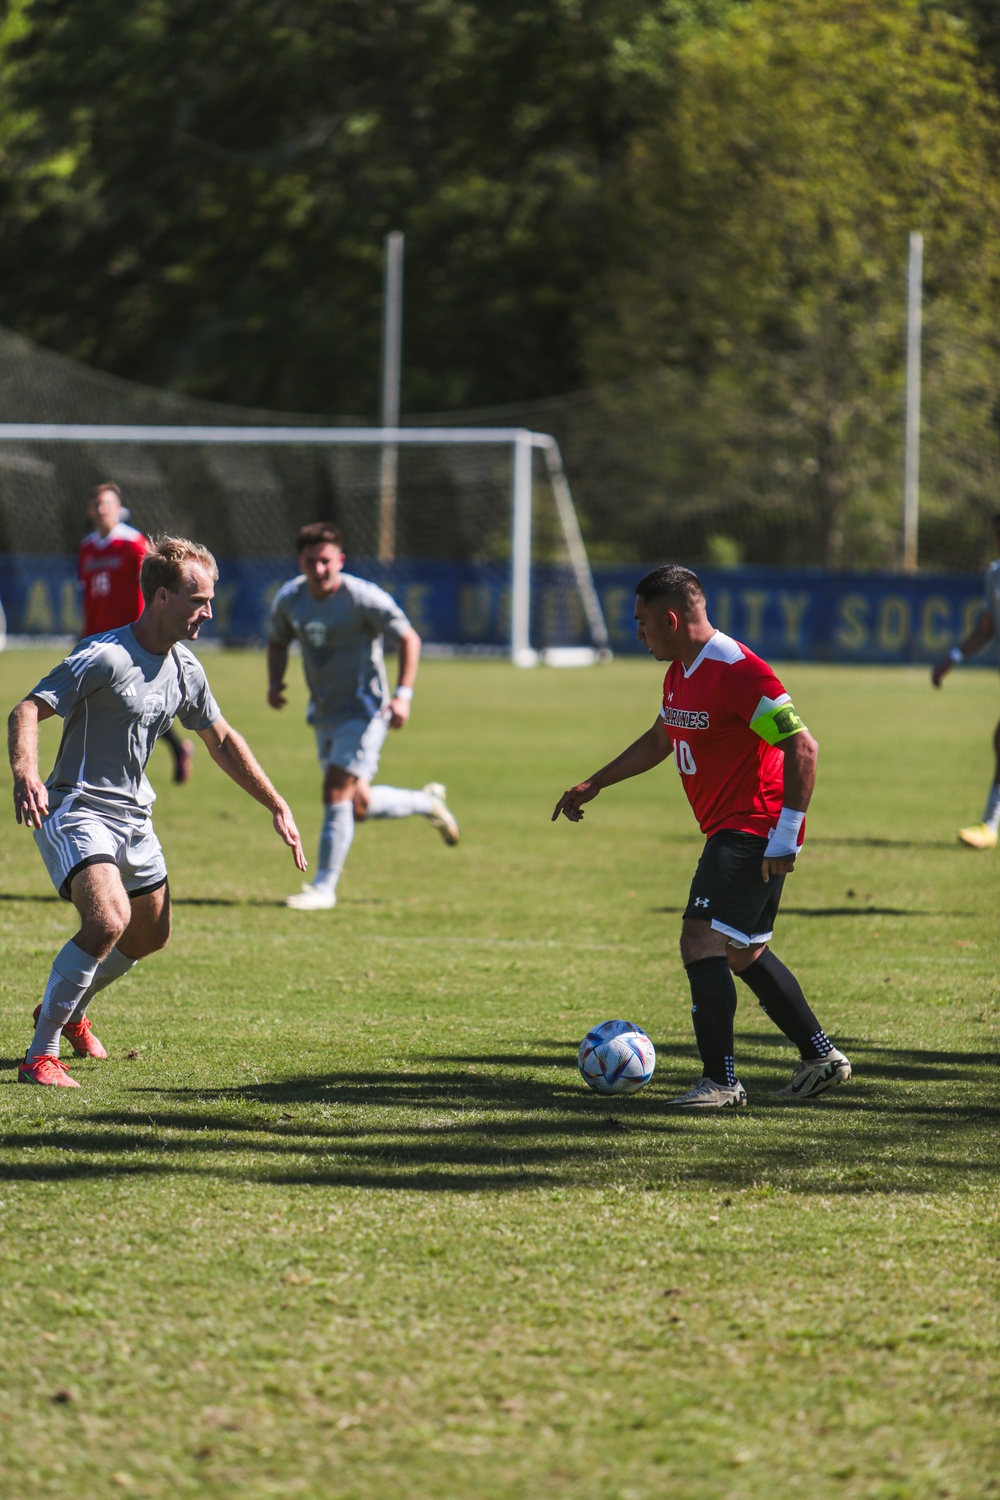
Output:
[28,940,100,1061]
[315,801,354,892]
[365,785,433,819]
[983,783,1000,832]
[68,945,137,1023]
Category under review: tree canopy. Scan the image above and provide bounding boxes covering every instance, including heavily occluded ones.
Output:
[0,0,737,414]
[2,0,1000,569]
[582,0,1000,565]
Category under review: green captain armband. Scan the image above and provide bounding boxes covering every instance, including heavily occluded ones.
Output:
[750,695,808,746]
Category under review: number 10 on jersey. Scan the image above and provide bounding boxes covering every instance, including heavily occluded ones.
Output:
[673,738,697,776]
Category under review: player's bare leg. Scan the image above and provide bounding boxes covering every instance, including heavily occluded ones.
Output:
[40,881,172,1061]
[958,714,1000,849]
[21,864,130,1085]
[287,764,355,909]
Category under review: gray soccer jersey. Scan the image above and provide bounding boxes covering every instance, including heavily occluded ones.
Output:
[985,559,1000,657]
[268,572,411,724]
[29,626,220,819]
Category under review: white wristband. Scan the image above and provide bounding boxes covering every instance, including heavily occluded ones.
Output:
[949,647,963,665]
[394,685,414,701]
[765,807,805,859]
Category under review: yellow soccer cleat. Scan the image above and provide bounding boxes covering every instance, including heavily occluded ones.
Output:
[958,823,998,850]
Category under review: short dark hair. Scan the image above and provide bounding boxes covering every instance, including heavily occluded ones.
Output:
[296,522,343,553]
[92,482,122,501]
[635,564,705,611]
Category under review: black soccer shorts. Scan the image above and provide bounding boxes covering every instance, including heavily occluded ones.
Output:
[682,828,786,947]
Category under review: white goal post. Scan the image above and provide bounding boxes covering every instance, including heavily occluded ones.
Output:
[0,422,611,665]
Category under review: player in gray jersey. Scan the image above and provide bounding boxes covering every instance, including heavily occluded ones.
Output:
[268,522,459,910]
[931,511,1000,849]
[8,535,307,1087]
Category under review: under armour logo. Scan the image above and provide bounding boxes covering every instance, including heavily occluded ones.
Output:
[694,896,709,907]
[668,691,674,702]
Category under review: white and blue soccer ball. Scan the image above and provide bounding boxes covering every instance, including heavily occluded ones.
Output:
[578,1019,656,1094]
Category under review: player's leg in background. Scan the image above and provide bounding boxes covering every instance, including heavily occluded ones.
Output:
[287,764,356,909]
[359,781,459,845]
[22,864,132,1077]
[161,722,195,784]
[959,713,1000,848]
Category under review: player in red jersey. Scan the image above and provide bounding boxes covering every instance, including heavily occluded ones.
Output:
[553,563,851,1108]
[79,484,194,784]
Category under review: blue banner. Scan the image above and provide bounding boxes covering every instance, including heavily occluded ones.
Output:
[0,554,991,665]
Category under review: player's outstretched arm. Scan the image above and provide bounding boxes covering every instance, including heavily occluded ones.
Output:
[8,696,56,828]
[388,627,421,729]
[762,729,818,883]
[552,721,671,823]
[267,642,290,708]
[931,610,995,687]
[197,717,308,871]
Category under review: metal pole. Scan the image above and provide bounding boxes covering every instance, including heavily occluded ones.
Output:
[511,433,536,666]
[536,436,612,657]
[903,230,923,572]
[379,231,404,562]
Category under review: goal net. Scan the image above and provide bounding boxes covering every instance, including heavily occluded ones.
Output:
[0,421,611,662]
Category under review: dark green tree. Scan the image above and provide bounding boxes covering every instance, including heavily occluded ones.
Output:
[0,0,735,414]
[584,0,1000,567]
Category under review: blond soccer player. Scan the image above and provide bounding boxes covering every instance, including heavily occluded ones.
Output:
[9,536,307,1086]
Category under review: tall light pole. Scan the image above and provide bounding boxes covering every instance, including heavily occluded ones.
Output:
[378,230,404,562]
[903,230,923,573]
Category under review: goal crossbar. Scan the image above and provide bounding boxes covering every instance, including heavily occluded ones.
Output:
[0,423,611,663]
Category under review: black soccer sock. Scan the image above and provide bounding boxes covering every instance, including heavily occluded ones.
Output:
[685,956,738,1087]
[737,948,832,1060]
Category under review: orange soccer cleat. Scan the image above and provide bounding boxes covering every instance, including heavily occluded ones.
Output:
[18,1055,80,1088]
[32,1005,108,1060]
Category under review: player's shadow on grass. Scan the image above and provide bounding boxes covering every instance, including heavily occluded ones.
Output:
[650,905,976,918]
[810,835,960,850]
[2,1041,995,1192]
[0,1079,996,1194]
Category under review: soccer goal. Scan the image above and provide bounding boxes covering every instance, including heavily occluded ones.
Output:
[0,423,611,663]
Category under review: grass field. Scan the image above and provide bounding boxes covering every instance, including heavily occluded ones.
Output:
[0,649,997,1500]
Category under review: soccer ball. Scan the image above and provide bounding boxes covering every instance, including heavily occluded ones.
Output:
[578,1019,656,1094]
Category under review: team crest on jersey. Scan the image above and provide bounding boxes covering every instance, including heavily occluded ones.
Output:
[140,693,165,726]
[303,621,327,648]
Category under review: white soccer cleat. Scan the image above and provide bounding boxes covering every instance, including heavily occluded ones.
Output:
[285,884,337,911]
[958,822,998,850]
[775,1047,851,1100]
[665,1077,747,1108]
[423,782,459,846]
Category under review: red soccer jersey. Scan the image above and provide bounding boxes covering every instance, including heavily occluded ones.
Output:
[660,631,803,840]
[78,523,147,635]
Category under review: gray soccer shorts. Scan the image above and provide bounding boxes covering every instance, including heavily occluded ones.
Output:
[34,800,168,902]
[314,712,391,782]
